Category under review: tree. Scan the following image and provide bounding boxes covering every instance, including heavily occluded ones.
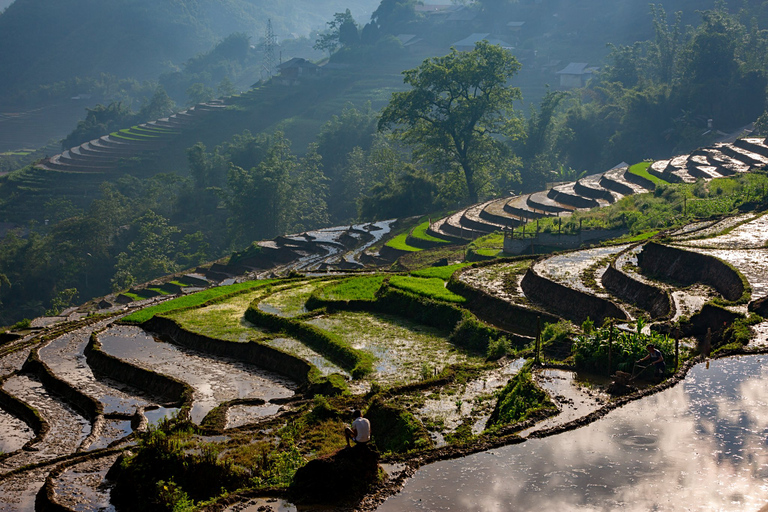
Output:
[371,0,419,34]
[379,41,523,203]
[314,10,359,55]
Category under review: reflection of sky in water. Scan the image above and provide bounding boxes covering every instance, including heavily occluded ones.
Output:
[379,356,768,511]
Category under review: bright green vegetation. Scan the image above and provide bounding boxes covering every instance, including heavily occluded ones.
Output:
[307,311,482,386]
[628,161,666,186]
[572,319,674,374]
[164,287,278,342]
[411,263,471,280]
[487,367,556,428]
[259,282,326,317]
[312,275,386,302]
[385,233,421,252]
[410,221,451,244]
[122,280,275,324]
[512,172,768,238]
[389,276,467,303]
[468,232,505,258]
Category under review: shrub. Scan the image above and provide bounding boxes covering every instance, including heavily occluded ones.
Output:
[487,369,555,428]
[487,336,510,360]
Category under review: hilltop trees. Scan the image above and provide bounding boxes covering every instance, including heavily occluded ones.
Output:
[379,41,523,203]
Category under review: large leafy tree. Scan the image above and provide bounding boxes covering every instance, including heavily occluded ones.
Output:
[379,41,523,203]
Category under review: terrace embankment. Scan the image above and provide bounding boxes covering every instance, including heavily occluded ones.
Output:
[143,315,340,395]
[601,257,673,319]
[520,267,627,325]
[85,329,192,415]
[638,242,747,301]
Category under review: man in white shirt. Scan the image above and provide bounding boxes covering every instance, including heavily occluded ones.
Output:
[344,409,371,447]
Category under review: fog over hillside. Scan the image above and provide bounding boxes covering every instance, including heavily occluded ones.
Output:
[0,0,378,95]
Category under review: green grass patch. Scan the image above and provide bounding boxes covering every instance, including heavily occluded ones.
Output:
[628,161,667,186]
[385,233,421,252]
[122,280,276,324]
[389,276,466,304]
[487,365,556,428]
[314,275,386,302]
[411,263,471,280]
[410,221,451,244]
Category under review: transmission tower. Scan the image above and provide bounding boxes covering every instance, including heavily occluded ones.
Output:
[261,19,277,80]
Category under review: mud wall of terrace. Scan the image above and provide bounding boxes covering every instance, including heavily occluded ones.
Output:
[521,268,627,325]
[601,263,673,319]
[142,316,321,391]
[638,242,747,302]
[85,330,192,415]
[448,271,560,338]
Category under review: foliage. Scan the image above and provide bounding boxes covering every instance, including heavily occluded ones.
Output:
[121,279,275,324]
[389,276,466,303]
[314,10,359,55]
[364,397,431,453]
[572,320,674,373]
[486,335,510,360]
[379,41,523,203]
[487,369,554,428]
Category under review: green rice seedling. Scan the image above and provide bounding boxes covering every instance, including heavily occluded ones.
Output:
[411,263,471,280]
[389,276,466,303]
[385,233,421,252]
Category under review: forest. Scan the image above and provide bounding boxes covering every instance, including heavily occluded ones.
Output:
[1,0,768,326]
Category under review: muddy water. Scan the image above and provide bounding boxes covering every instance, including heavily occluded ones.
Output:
[86,419,133,450]
[535,245,628,294]
[684,247,768,300]
[98,325,295,423]
[457,260,532,304]
[679,212,768,249]
[378,356,768,511]
[226,403,283,429]
[307,312,479,388]
[0,408,33,453]
[38,323,156,415]
[266,337,347,377]
[674,213,756,241]
[0,468,49,511]
[51,454,119,512]
[417,359,526,445]
[0,375,90,472]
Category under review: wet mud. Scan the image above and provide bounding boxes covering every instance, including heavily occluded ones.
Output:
[98,325,295,423]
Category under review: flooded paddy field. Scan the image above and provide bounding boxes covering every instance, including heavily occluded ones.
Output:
[257,281,327,317]
[684,247,768,299]
[265,337,346,377]
[535,245,628,295]
[307,311,483,388]
[378,356,768,511]
[456,259,533,303]
[50,454,120,512]
[0,408,33,453]
[37,323,157,415]
[414,359,526,446]
[673,213,756,242]
[98,325,295,423]
[678,212,768,249]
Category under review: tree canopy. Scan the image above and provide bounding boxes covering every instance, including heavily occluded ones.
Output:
[379,41,523,203]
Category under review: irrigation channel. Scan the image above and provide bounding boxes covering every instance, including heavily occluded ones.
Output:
[1,210,768,511]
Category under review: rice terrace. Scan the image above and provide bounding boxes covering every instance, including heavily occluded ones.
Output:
[1,134,768,511]
[4,0,768,510]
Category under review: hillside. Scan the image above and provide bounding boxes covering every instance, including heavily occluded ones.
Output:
[0,0,379,97]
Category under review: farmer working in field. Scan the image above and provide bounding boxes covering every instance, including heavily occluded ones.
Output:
[344,409,371,447]
[637,343,665,377]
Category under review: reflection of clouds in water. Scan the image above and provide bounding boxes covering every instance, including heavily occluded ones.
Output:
[379,357,768,511]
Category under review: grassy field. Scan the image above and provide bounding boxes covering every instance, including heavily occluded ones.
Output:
[389,276,467,303]
[313,275,386,302]
[468,233,505,257]
[411,263,472,280]
[627,161,667,186]
[122,279,276,324]
[385,233,421,252]
[258,281,330,317]
[410,221,452,244]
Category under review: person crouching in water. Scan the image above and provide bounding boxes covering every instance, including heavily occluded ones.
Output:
[344,409,370,447]
[637,344,665,378]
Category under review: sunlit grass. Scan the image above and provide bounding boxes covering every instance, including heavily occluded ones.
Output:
[386,233,421,252]
[389,276,466,303]
[315,275,386,301]
[628,161,666,186]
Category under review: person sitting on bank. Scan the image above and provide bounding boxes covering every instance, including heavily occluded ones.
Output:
[637,344,665,377]
[344,409,370,447]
